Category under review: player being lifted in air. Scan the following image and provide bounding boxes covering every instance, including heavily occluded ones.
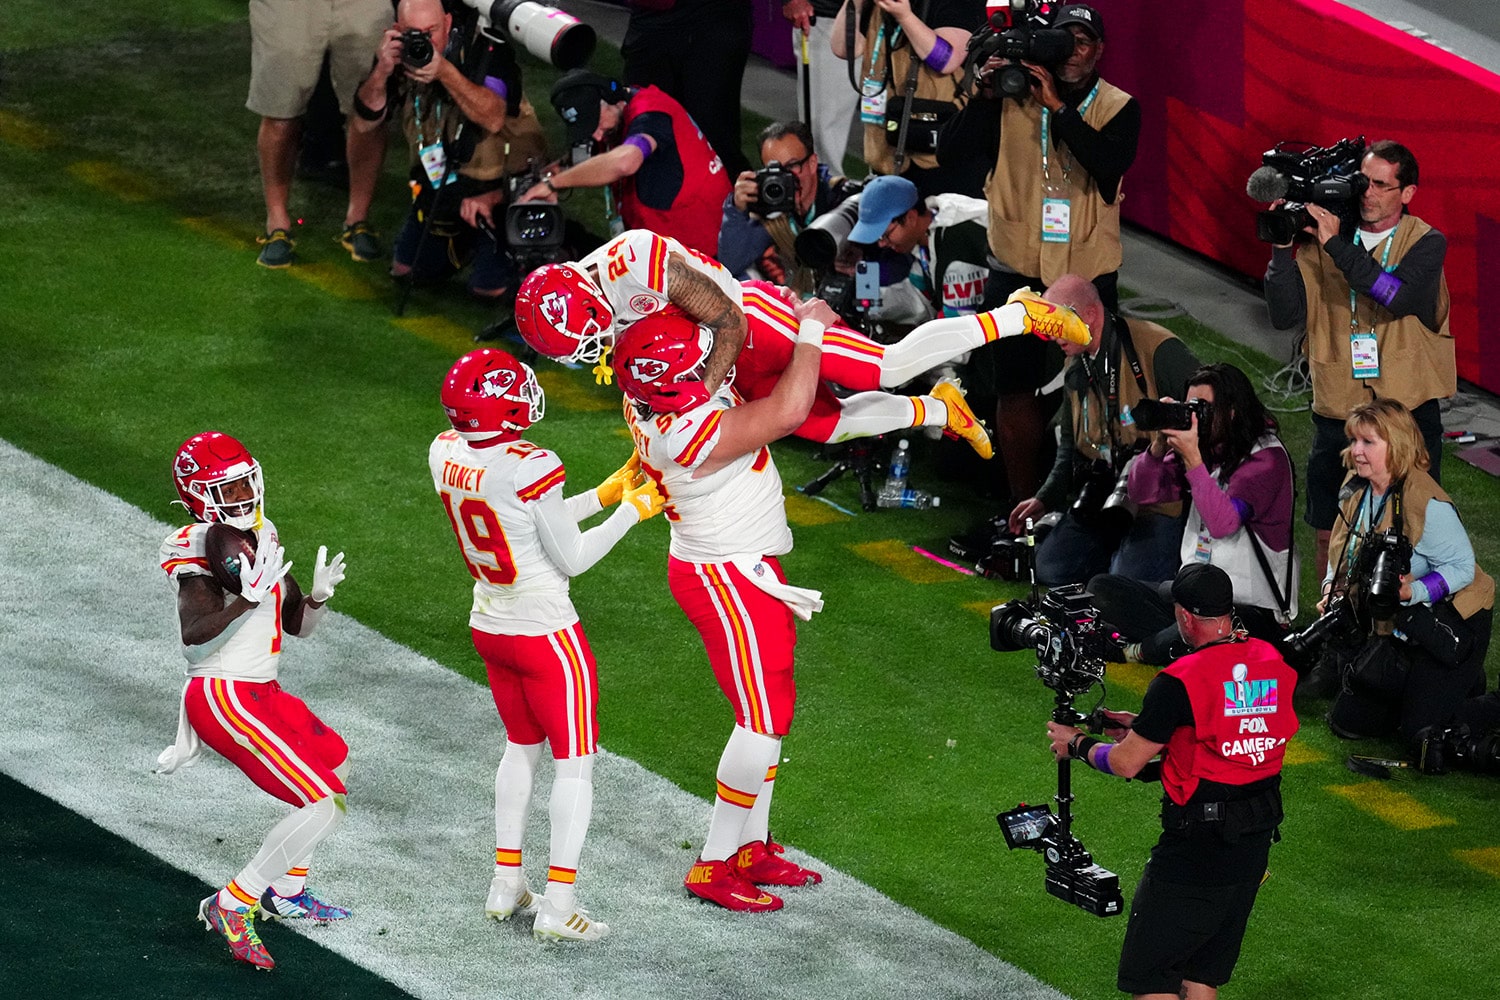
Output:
[157,431,352,972]
[615,302,829,912]
[513,228,1092,455]
[429,348,664,942]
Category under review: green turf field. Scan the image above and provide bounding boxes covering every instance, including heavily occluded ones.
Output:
[3,4,1499,998]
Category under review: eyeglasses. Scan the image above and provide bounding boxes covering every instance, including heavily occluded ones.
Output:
[1365,178,1403,192]
[781,154,813,172]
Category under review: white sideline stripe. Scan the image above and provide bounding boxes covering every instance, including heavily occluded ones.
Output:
[0,438,1069,1000]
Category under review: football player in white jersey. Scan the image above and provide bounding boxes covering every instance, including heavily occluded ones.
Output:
[614,303,830,912]
[514,228,1091,455]
[429,348,664,942]
[157,431,352,972]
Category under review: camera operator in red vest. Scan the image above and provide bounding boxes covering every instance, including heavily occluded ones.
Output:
[1047,563,1299,1000]
[521,69,731,256]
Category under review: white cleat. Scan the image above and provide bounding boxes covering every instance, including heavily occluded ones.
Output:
[485,874,538,922]
[532,899,610,943]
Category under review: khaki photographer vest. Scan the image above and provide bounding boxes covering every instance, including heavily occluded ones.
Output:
[860,17,965,175]
[400,92,548,183]
[985,79,1131,282]
[1328,469,1494,620]
[1296,215,1455,420]
[1069,318,1183,519]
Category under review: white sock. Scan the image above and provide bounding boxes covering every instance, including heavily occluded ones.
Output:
[826,392,943,443]
[545,754,594,914]
[742,756,780,848]
[702,727,781,862]
[495,740,544,876]
[220,795,344,911]
[880,313,1006,387]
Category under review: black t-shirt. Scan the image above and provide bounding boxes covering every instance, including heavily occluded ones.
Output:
[1133,668,1281,886]
[625,109,680,211]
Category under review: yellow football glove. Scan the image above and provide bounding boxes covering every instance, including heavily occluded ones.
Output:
[595,452,642,507]
[623,475,666,521]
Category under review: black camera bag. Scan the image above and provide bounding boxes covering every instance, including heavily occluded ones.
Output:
[1344,634,1406,701]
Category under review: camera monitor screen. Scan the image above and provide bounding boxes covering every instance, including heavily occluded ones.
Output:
[997,803,1054,850]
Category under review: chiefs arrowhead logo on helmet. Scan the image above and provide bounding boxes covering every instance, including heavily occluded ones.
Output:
[515,263,616,363]
[480,367,519,399]
[442,348,546,443]
[627,357,671,385]
[173,453,201,478]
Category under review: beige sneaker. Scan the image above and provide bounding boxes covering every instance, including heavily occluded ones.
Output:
[1006,288,1092,346]
[485,873,538,922]
[533,898,610,942]
[931,378,993,460]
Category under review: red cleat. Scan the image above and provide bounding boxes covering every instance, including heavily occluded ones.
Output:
[198,895,274,971]
[734,839,823,887]
[683,858,784,912]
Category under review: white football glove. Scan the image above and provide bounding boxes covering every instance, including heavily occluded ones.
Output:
[237,531,291,605]
[310,546,346,604]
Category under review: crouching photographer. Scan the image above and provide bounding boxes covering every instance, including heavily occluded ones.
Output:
[1047,563,1299,999]
[718,121,862,292]
[1088,364,1298,666]
[1297,399,1494,768]
[353,0,548,298]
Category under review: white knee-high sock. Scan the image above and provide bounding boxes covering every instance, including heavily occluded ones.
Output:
[880,308,1024,387]
[702,727,781,862]
[825,392,946,443]
[220,795,344,911]
[545,753,595,913]
[741,757,780,848]
[495,740,544,875]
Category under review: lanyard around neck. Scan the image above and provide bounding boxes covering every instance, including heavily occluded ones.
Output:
[1348,231,1395,334]
[1041,80,1099,181]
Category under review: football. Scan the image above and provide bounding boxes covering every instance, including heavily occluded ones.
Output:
[204,523,257,595]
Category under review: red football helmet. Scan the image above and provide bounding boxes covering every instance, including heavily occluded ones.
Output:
[613,312,723,412]
[172,431,264,530]
[442,348,545,442]
[513,262,615,363]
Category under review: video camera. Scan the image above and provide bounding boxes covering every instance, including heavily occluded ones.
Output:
[495,160,569,273]
[990,581,1125,918]
[963,0,1075,99]
[1246,136,1369,245]
[459,0,596,69]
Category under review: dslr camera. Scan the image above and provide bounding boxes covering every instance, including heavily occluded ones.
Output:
[1131,397,1208,433]
[752,161,798,218]
[1280,527,1411,668]
[1246,136,1369,245]
[1070,459,1134,537]
[400,27,435,68]
[964,0,1075,100]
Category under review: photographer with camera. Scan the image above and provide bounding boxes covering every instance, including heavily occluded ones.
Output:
[718,121,862,290]
[943,5,1140,544]
[1047,563,1298,1000]
[352,0,548,299]
[519,69,730,256]
[1311,399,1493,767]
[1088,364,1297,666]
[1007,275,1200,587]
[830,0,985,197]
[1263,140,1455,585]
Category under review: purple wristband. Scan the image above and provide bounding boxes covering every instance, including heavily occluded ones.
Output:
[483,76,508,102]
[1090,743,1114,775]
[622,134,655,158]
[1419,571,1449,603]
[923,37,953,71]
[1369,270,1402,307]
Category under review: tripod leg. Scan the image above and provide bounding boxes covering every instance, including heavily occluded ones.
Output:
[800,461,848,497]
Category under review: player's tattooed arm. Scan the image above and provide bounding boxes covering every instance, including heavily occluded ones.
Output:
[665,253,746,392]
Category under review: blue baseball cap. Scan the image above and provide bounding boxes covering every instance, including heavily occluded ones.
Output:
[847,175,921,245]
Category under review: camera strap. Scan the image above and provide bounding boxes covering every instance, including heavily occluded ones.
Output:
[889,0,933,175]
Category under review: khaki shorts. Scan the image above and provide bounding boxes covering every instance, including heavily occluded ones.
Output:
[247,0,392,119]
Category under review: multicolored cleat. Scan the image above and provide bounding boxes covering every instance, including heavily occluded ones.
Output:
[485,873,538,922]
[684,858,784,912]
[199,894,274,971]
[733,839,823,887]
[259,887,351,923]
[1006,288,1092,346]
[931,378,994,460]
[533,899,610,942]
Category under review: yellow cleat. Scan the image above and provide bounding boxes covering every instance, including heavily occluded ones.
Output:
[931,378,993,460]
[1006,288,1091,346]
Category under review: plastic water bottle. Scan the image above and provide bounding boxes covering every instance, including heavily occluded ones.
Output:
[878,487,941,509]
[884,439,910,494]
